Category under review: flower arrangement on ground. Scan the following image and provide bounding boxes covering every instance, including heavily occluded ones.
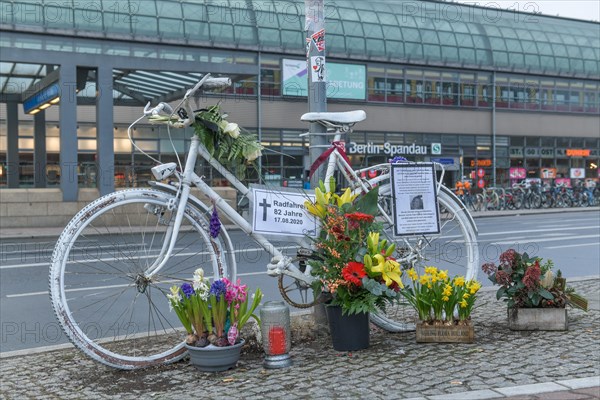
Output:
[481,249,587,310]
[167,268,263,347]
[401,266,481,325]
[304,179,402,316]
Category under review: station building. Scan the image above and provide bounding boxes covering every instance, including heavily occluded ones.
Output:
[0,0,599,201]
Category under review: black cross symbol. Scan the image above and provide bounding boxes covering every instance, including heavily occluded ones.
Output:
[258,198,271,221]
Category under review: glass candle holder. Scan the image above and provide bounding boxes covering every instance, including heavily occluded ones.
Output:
[259,301,292,368]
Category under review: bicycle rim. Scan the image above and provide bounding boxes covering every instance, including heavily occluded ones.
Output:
[49,189,236,369]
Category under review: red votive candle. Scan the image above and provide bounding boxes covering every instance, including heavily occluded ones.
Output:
[269,327,286,355]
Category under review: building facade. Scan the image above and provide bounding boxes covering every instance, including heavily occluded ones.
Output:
[0,0,598,198]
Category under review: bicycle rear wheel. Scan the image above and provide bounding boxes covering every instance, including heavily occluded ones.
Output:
[50,188,236,369]
[372,182,479,332]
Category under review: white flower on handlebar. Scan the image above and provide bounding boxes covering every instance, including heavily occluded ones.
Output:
[244,147,262,162]
[223,122,240,139]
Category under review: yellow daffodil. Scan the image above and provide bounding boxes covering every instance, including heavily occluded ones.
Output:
[463,293,470,299]
[454,276,465,287]
[419,274,430,285]
[407,268,418,281]
[442,295,450,302]
[442,284,453,296]
[371,254,403,288]
[425,266,438,275]
[336,187,358,207]
[468,280,482,294]
[431,274,440,283]
[438,270,449,281]
[459,299,468,308]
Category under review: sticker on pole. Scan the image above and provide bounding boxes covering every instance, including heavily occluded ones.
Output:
[311,29,325,52]
[251,186,317,237]
[391,163,441,236]
[311,56,325,82]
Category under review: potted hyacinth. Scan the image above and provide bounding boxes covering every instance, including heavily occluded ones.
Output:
[167,268,263,371]
[401,266,481,343]
[481,249,587,331]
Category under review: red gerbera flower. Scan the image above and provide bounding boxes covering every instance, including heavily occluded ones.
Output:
[342,261,366,286]
[345,212,374,223]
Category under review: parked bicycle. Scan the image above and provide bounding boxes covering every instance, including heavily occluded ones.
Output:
[49,75,478,369]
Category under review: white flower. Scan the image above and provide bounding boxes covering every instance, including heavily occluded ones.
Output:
[167,286,182,310]
[245,147,262,162]
[223,122,240,139]
[193,268,205,283]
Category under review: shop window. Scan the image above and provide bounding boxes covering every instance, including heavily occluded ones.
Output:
[477,73,492,107]
[541,79,555,111]
[423,70,441,105]
[386,66,404,103]
[441,72,458,106]
[554,80,570,111]
[406,69,423,104]
[495,76,509,108]
[460,73,476,107]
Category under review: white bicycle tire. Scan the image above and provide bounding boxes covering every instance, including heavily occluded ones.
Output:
[49,188,236,369]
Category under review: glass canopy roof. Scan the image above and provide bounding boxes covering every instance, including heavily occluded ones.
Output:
[1,0,598,78]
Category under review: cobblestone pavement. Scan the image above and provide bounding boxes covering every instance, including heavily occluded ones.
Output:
[1,279,598,399]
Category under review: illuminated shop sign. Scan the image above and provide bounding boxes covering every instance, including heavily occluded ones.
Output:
[470,159,492,167]
[566,149,591,157]
[347,142,428,155]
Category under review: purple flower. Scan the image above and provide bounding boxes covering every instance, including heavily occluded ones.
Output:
[210,279,227,300]
[180,282,194,298]
[210,207,221,238]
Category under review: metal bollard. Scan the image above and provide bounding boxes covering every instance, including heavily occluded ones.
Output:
[260,301,292,369]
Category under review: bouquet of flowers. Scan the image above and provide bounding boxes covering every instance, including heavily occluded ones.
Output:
[149,102,262,178]
[305,180,402,315]
[167,268,263,347]
[193,104,262,177]
[481,249,587,310]
[401,266,481,325]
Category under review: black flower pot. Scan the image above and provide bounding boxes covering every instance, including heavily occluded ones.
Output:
[325,305,369,351]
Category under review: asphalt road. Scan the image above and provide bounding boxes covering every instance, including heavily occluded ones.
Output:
[0,210,598,353]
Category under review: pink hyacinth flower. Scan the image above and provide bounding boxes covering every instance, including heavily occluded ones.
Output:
[227,323,239,346]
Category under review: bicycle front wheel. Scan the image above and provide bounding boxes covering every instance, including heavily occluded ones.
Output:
[371,182,479,332]
[50,188,236,369]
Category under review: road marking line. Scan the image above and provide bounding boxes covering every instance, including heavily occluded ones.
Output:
[478,225,599,236]
[0,245,299,270]
[5,271,269,298]
[491,234,599,245]
[545,243,600,249]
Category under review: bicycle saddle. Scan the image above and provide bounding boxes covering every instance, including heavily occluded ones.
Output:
[301,110,366,125]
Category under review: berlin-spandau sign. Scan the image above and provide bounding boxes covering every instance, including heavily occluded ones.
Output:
[347,142,428,156]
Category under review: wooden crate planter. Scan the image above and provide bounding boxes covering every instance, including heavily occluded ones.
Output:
[507,308,568,331]
[416,322,474,343]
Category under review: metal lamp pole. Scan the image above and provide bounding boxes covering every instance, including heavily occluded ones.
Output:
[305,0,327,188]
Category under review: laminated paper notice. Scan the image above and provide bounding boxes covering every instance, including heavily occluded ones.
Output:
[391,163,440,236]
